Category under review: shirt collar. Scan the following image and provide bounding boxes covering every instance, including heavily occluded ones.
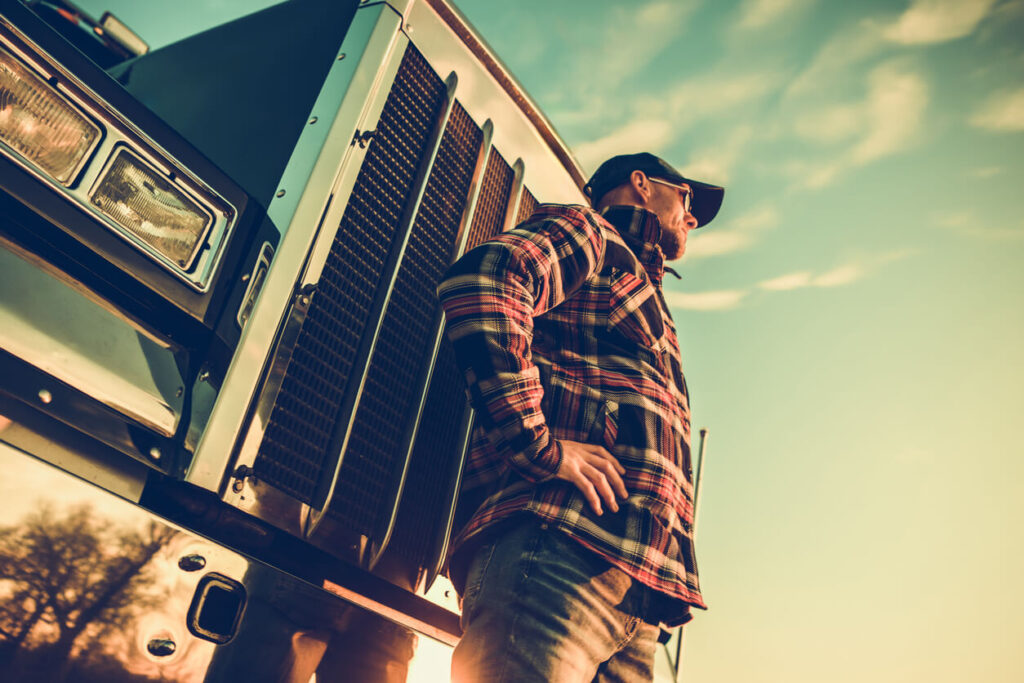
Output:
[599,205,666,283]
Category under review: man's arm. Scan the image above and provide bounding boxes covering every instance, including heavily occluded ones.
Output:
[438,207,627,514]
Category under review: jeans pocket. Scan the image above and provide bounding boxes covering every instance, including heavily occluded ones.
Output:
[460,540,498,630]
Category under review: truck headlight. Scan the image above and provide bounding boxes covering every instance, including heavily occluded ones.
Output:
[89,148,213,269]
[0,47,100,185]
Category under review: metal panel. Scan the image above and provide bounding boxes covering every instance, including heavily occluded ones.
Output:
[187,4,408,493]
[0,245,183,443]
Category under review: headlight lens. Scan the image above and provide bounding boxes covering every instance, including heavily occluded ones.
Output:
[0,47,100,185]
[90,148,213,269]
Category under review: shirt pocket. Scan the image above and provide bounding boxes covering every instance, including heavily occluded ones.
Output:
[607,269,664,350]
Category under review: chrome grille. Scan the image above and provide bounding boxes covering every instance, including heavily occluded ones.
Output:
[254,46,446,504]
[516,186,538,224]
[387,147,512,565]
[328,102,483,537]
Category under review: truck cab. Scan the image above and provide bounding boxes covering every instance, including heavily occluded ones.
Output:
[0,1,686,679]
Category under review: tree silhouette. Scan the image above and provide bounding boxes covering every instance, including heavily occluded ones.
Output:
[0,502,174,681]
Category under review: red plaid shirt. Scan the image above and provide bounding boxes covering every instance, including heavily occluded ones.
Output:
[438,204,705,624]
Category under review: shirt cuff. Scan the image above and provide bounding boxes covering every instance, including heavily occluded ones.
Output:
[508,436,563,483]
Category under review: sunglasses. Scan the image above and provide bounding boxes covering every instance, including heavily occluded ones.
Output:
[649,177,693,214]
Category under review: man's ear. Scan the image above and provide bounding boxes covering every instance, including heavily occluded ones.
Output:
[630,170,652,203]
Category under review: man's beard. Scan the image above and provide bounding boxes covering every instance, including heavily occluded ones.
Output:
[660,229,685,260]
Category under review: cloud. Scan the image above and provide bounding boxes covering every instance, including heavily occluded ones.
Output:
[668,252,913,312]
[757,252,911,293]
[968,166,1003,178]
[793,104,863,144]
[849,62,929,164]
[682,125,755,184]
[785,20,886,98]
[685,204,779,259]
[570,66,784,174]
[684,230,759,259]
[664,71,786,130]
[542,0,701,127]
[735,0,812,30]
[812,263,866,287]
[884,0,998,44]
[938,211,1024,240]
[969,87,1024,132]
[663,289,749,311]
[759,271,813,291]
[573,120,675,172]
[793,62,929,189]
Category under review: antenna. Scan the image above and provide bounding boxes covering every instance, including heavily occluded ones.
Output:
[674,427,709,682]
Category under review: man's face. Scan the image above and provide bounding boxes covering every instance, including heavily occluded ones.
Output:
[646,177,698,260]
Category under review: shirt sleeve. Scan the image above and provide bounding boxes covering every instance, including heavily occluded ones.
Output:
[437,206,606,482]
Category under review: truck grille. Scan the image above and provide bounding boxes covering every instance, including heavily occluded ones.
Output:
[327,102,483,536]
[254,46,446,504]
[388,149,514,566]
[516,186,538,224]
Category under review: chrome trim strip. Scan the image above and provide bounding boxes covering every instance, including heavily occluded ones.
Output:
[219,289,311,536]
[0,21,238,292]
[505,157,525,231]
[186,4,408,493]
[0,246,183,437]
[306,69,461,538]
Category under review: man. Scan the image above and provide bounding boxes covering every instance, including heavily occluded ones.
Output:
[438,152,724,682]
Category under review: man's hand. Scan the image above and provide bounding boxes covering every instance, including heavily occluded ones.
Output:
[554,439,628,515]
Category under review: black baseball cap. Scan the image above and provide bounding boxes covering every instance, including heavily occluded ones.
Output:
[584,152,725,228]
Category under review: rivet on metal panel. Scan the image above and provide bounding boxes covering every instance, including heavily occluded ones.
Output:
[198,369,211,383]
[338,52,346,60]
[176,386,184,398]
[37,389,52,404]
[149,447,162,461]
[309,116,319,125]
[146,638,176,657]
[178,554,207,572]
[276,189,286,198]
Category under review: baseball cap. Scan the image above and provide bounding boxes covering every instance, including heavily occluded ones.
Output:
[584,152,725,227]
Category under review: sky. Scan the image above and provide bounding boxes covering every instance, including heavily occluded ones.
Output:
[70,0,1024,681]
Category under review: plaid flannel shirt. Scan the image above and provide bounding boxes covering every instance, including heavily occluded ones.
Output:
[438,203,705,624]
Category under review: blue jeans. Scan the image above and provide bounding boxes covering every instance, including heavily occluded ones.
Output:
[452,516,661,682]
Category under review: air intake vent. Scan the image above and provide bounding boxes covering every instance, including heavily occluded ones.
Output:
[327,101,483,540]
[254,46,446,504]
[516,186,538,224]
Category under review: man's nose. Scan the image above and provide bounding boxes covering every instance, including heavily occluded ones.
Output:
[683,212,698,230]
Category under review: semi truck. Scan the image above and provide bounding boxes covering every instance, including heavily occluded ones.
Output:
[0,0,690,679]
